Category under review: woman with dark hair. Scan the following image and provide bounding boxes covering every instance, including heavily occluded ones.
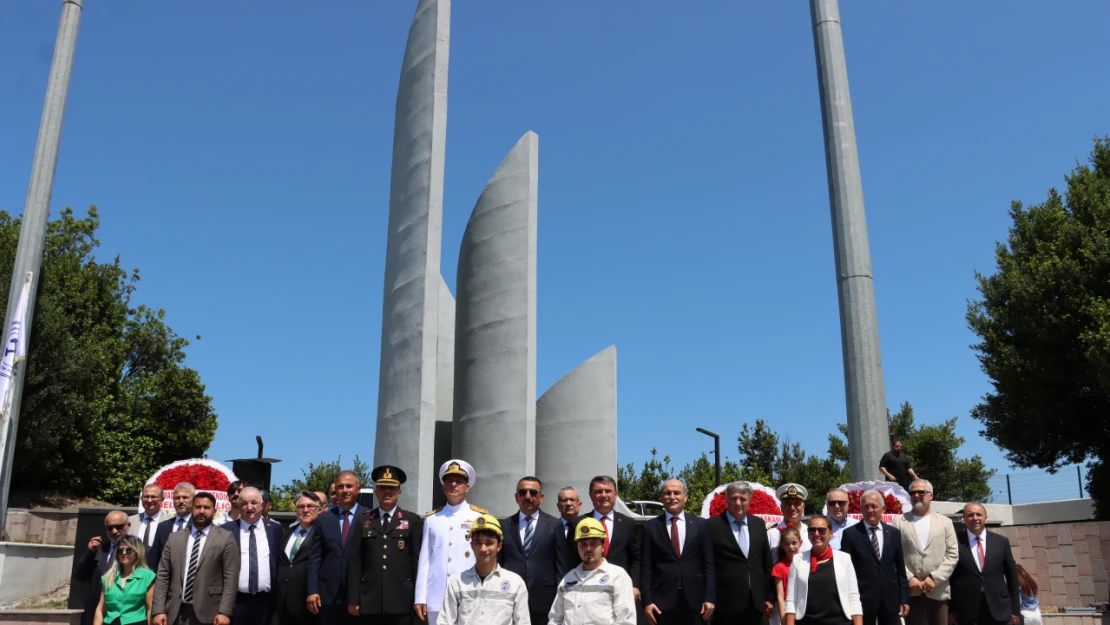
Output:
[93,534,155,625]
[784,514,863,625]
[1017,564,1042,625]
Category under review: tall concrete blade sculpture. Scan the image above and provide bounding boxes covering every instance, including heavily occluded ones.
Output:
[536,346,617,506]
[374,0,450,514]
[453,132,539,517]
[432,276,455,509]
[810,0,890,480]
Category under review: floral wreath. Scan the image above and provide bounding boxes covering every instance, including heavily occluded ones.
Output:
[701,482,783,524]
[143,458,238,521]
[822,480,909,521]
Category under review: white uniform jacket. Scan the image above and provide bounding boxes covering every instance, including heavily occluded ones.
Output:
[440,564,531,625]
[416,501,485,611]
[547,560,636,625]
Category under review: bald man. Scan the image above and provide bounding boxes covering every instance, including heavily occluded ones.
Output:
[221,487,285,625]
[75,510,131,625]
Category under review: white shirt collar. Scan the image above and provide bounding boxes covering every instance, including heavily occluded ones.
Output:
[193,525,210,537]
[969,529,986,543]
[444,501,466,513]
[338,503,358,517]
[665,510,684,524]
[519,511,538,523]
[241,518,264,531]
[593,510,614,522]
[378,506,396,518]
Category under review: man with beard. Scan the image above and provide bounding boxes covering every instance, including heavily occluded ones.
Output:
[274,492,321,625]
[226,481,244,522]
[879,441,918,491]
[499,476,568,625]
[347,466,423,625]
[894,480,958,625]
[415,459,485,625]
[150,483,198,569]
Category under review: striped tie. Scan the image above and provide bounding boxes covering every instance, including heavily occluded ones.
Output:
[522,516,534,555]
[870,525,881,559]
[183,530,202,603]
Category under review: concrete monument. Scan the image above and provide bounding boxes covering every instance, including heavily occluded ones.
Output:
[535,346,618,507]
[373,0,451,514]
[810,0,890,480]
[452,132,539,518]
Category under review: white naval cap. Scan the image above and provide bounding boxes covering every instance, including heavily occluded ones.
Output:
[439,458,476,487]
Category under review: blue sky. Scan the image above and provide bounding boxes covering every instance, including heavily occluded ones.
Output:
[2,1,1106,502]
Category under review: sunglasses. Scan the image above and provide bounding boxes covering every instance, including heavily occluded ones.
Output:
[518,489,539,497]
[106,524,128,531]
[827,500,848,506]
[807,527,830,536]
[118,547,136,555]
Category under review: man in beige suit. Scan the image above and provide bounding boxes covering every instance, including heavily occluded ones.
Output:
[154,492,240,625]
[894,479,958,625]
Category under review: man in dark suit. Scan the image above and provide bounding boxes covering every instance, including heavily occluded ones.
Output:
[567,475,642,596]
[642,479,716,625]
[274,491,321,625]
[499,475,569,625]
[74,510,131,625]
[150,482,198,570]
[152,492,239,625]
[950,503,1020,625]
[840,489,909,625]
[346,466,423,625]
[308,470,364,625]
[705,481,773,625]
[219,486,285,625]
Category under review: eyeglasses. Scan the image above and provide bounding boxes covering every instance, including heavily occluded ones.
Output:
[141,495,161,500]
[909,490,929,496]
[518,489,539,497]
[827,500,848,506]
[118,547,136,556]
[296,504,317,511]
[106,524,128,531]
[807,527,830,536]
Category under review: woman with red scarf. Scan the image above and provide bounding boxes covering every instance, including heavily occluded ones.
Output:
[783,515,863,625]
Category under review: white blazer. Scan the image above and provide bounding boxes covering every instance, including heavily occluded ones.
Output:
[785,550,864,620]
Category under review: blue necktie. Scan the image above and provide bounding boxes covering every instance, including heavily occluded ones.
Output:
[736,518,749,557]
[522,516,534,555]
[248,525,259,594]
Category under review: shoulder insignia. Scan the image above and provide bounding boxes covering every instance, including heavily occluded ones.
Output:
[401,508,418,518]
[766,522,777,530]
[469,504,488,513]
[426,507,442,516]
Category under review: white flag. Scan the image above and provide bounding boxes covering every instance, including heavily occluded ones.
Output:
[0,273,32,419]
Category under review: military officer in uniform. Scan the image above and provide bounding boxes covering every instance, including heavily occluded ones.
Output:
[767,483,811,553]
[415,459,486,625]
[346,466,423,625]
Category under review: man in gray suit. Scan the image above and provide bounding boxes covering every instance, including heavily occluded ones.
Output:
[894,479,959,625]
[153,492,240,625]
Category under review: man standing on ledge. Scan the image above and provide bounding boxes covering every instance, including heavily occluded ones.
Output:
[415,459,485,625]
[879,440,918,490]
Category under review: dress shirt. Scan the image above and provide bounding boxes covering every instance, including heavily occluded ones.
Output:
[864,522,884,558]
[441,565,530,625]
[728,512,749,555]
[967,530,986,571]
[665,511,687,550]
[592,510,615,542]
[377,506,397,524]
[237,519,272,593]
[912,513,932,549]
[182,526,211,599]
[336,504,360,534]
[173,515,192,533]
[285,525,312,559]
[829,516,859,550]
[137,514,159,546]
[518,511,539,544]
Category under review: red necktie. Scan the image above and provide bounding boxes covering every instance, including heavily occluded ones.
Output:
[671,516,683,587]
[600,516,611,556]
[977,537,985,570]
[341,511,350,543]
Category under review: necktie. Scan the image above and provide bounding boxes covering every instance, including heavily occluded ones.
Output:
[176,518,185,532]
[977,537,985,570]
[248,524,259,594]
[737,518,749,557]
[670,516,682,557]
[600,516,610,556]
[870,525,881,559]
[290,529,305,560]
[523,516,534,555]
[143,517,152,546]
[183,531,201,603]
[382,512,390,528]
[563,520,569,538]
[341,511,350,543]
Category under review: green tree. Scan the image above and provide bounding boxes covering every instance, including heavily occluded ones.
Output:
[617,448,673,503]
[271,454,372,511]
[0,207,216,503]
[676,452,757,514]
[737,419,780,476]
[967,137,1110,518]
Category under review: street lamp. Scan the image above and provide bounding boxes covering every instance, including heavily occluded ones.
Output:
[696,428,721,487]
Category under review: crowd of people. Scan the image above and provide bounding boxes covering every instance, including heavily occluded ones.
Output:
[74,455,1040,625]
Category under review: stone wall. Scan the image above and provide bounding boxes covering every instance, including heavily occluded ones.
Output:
[994,521,1109,608]
[2,510,76,545]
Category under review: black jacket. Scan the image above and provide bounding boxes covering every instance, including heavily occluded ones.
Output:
[345,508,423,615]
[499,510,569,622]
[274,523,318,623]
[705,512,773,617]
[74,541,115,625]
[950,530,1020,625]
[308,504,363,606]
[840,521,909,614]
[148,515,191,571]
[641,512,717,612]
[567,510,642,588]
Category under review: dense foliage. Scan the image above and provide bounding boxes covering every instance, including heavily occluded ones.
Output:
[271,454,372,511]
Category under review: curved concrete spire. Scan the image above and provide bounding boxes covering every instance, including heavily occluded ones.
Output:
[535,346,618,506]
[374,0,450,515]
[453,131,539,517]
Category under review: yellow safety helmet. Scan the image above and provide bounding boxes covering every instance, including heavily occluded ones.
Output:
[470,514,503,540]
[575,517,607,542]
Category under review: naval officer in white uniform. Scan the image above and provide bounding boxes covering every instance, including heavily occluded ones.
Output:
[414,459,486,625]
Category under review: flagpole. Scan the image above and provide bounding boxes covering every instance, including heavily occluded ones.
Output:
[0,0,84,538]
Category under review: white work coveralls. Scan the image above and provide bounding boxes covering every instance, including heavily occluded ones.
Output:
[547,559,636,625]
[440,564,531,625]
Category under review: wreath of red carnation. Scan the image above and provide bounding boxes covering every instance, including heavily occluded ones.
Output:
[845,490,903,514]
[143,459,238,519]
[701,482,781,522]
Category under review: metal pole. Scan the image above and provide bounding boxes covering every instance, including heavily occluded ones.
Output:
[696,428,722,487]
[0,0,84,538]
[1006,474,1012,505]
[810,0,891,481]
[1078,465,1083,498]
